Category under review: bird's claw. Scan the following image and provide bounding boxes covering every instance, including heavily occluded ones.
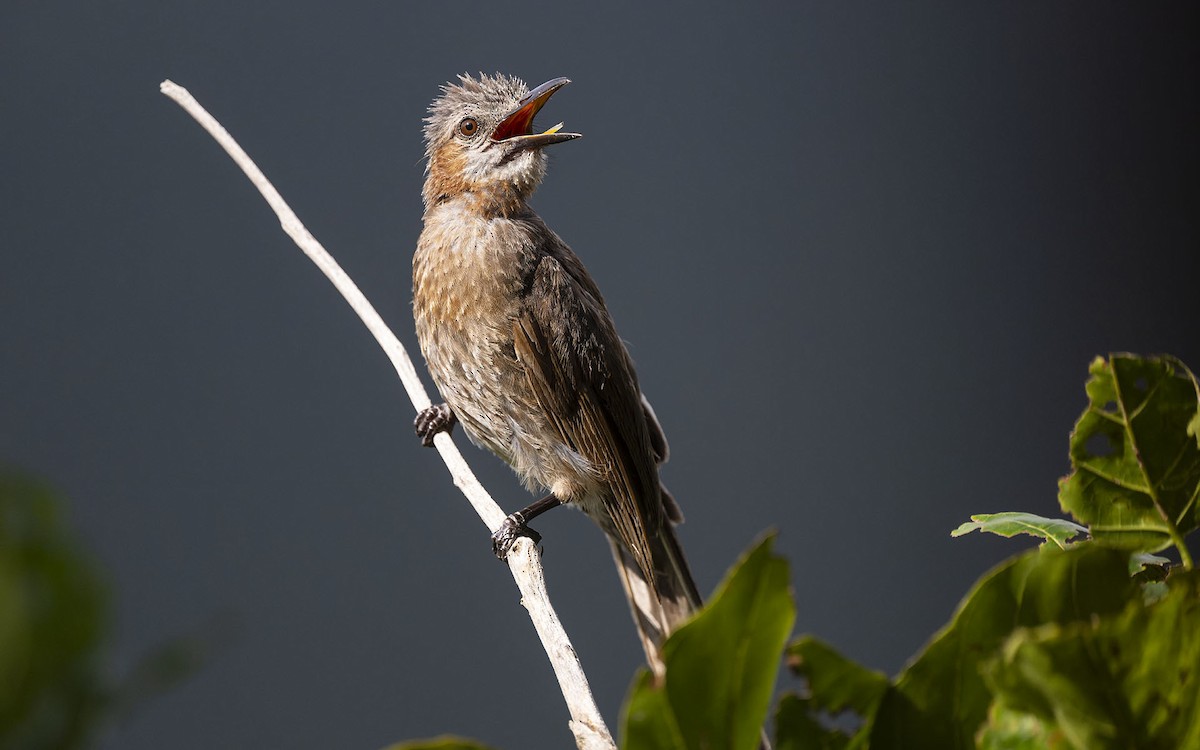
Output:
[491,513,542,559]
[414,403,456,447]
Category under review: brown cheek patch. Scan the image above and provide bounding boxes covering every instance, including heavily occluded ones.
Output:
[424,142,472,203]
[423,140,529,217]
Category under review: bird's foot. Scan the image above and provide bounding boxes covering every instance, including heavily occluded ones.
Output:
[414,403,457,447]
[491,512,542,559]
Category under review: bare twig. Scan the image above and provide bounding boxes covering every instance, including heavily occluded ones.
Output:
[160,79,616,750]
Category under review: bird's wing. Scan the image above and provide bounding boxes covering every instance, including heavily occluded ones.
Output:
[511,254,662,575]
[640,392,670,465]
[526,223,671,467]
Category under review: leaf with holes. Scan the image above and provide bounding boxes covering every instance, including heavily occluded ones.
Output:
[1058,354,1200,557]
[951,512,1087,549]
[785,636,889,720]
[777,636,888,750]
[774,694,852,750]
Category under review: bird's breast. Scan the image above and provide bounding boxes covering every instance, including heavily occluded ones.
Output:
[412,208,539,460]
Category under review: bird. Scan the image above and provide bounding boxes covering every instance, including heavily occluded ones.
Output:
[410,73,701,674]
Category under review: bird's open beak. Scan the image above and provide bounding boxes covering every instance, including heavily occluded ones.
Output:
[491,77,581,148]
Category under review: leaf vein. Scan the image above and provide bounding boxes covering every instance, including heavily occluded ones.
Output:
[1078,463,1152,494]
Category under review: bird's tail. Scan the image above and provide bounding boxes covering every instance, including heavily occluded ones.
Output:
[609,493,702,676]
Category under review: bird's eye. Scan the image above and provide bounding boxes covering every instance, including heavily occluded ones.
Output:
[458,117,479,137]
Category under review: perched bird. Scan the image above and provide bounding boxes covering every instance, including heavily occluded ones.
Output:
[411,73,701,673]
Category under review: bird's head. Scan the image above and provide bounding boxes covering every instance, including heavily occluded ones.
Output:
[422,73,580,213]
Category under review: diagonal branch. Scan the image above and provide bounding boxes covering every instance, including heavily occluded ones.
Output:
[159,79,616,750]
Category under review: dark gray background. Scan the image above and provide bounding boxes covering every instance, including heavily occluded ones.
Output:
[2,2,1196,748]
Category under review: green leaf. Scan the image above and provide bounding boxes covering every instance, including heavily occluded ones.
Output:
[867,544,1134,749]
[622,534,795,750]
[381,738,497,750]
[1182,358,1200,448]
[1128,552,1171,575]
[622,670,685,750]
[984,570,1200,750]
[784,636,889,719]
[774,694,850,750]
[975,704,1066,750]
[0,471,109,750]
[1129,552,1170,602]
[777,637,888,749]
[1058,354,1200,558]
[951,513,1087,549]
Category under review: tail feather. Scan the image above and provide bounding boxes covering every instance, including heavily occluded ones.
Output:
[609,509,702,675]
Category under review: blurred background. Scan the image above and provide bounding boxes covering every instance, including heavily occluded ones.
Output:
[2,2,1196,748]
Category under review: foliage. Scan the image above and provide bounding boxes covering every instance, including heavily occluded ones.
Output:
[771,354,1200,749]
[0,472,205,750]
[0,473,108,750]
